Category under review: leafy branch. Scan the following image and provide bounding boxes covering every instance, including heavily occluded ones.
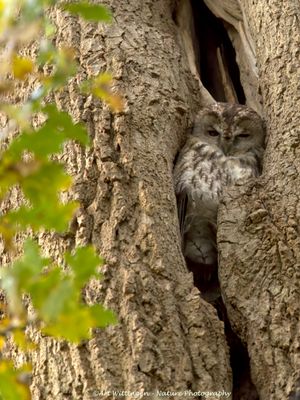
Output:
[0,1,120,398]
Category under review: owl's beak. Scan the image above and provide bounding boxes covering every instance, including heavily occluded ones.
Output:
[220,138,232,155]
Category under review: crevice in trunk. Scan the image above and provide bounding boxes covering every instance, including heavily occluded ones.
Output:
[174,1,258,399]
[219,305,259,400]
[191,0,245,105]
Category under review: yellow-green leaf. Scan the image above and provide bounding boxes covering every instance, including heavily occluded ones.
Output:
[0,360,31,400]
[12,56,34,80]
[65,246,104,289]
[62,2,112,22]
[12,329,36,351]
[84,73,124,112]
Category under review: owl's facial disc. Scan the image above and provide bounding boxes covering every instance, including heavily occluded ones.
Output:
[219,136,233,155]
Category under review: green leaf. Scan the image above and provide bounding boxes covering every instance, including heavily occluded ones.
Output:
[85,73,124,112]
[11,239,49,281]
[1,239,117,345]
[12,329,36,351]
[44,49,78,89]
[0,361,31,400]
[20,162,72,205]
[39,279,75,321]
[44,19,56,38]
[25,268,63,315]
[43,303,117,342]
[43,305,93,342]
[12,56,34,80]
[62,2,112,22]
[65,246,104,289]
[37,40,56,65]
[5,201,78,232]
[89,304,117,327]
[44,105,89,146]
[0,162,21,198]
[0,240,49,315]
[6,105,89,161]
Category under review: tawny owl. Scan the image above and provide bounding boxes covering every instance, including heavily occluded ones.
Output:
[174,103,265,286]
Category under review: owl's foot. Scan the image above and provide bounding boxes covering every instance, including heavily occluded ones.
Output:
[186,258,220,302]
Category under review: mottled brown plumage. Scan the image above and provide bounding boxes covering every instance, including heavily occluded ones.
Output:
[174,103,265,283]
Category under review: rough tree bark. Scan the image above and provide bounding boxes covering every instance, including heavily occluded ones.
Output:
[30,1,231,398]
[214,1,300,400]
[1,0,299,400]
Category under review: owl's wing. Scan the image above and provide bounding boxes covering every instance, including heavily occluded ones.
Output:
[176,192,187,240]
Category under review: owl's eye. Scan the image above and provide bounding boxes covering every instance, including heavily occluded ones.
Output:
[238,133,250,138]
[207,130,219,137]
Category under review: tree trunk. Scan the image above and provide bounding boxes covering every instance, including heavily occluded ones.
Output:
[215,1,300,399]
[2,1,299,400]
[30,1,231,399]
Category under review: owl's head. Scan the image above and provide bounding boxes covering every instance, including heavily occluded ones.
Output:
[193,103,265,157]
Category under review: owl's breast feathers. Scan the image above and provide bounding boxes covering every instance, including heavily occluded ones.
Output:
[174,136,258,268]
[174,137,257,211]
